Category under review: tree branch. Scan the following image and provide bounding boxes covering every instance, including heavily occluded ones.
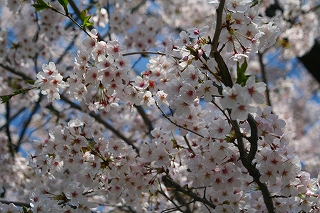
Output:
[5,101,14,157]
[162,175,216,209]
[258,51,272,107]
[15,96,43,152]
[134,105,154,134]
[232,119,275,213]
[210,0,226,56]
[155,102,204,138]
[0,63,140,153]
[247,114,258,163]
[0,199,31,208]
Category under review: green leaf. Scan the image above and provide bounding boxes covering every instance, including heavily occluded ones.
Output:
[80,9,93,28]
[26,79,36,85]
[0,88,32,103]
[250,0,260,8]
[83,16,93,28]
[58,0,69,15]
[0,95,12,103]
[214,52,233,87]
[80,9,88,21]
[236,58,250,86]
[58,0,68,7]
[14,88,26,95]
[32,4,49,11]
[32,0,50,11]
[36,0,48,6]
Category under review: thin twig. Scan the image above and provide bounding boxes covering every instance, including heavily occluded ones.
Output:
[15,96,43,152]
[0,107,26,131]
[123,51,180,60]
[183,135,195,155]
[162,175,216,209]
[155,102,204,138]
[5,101,14,157]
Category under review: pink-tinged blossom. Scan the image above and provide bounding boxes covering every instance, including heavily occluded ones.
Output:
[106,40,126,58]
[134,76,149,90]
[140,91,155,108]
[92,41,107,60]
[219,30,235,53]
[35,62,68,102]
[181,64,201,86]
[197,80,219,102]
[209,119,231,139]
[187,26,209,38]
[259,22,281,49]
[227,0,252,13]
[85,67,101,85]
[66,184,86,206]
[175,31,190,47]
[230,99,257,120]
[220,84,245,109]
[153,142,170,167]
[243,76,266,104]
[156,90,169,106]
[82,36,97,52]
[179,83,196,104]
[173,98,190,116]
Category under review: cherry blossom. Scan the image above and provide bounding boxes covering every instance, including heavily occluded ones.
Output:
[0,0,319,213]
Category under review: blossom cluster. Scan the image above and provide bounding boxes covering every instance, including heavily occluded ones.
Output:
[0,0,320,213]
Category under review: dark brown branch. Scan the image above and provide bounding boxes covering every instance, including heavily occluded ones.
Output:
[0,107,26,131]
[5,101,14,157]
[134,105,154,134]
[183,135,195,155]
[210,0,226,56]
[0,199,31,208]
[258,51,272,107]
[0,63,31,80]
[210,32,274,212]
[157,185,185,213]
[162,175,216,209]
[247,114,258,162]
[15,96,43,152]
[233,120,275,213]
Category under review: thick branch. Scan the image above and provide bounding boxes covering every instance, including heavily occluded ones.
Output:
[211,40,274,212]
[210,0,226,56]
[247,114,258,162]
[233,120,275,213]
